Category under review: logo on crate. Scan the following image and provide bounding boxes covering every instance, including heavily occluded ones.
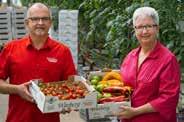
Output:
[90,106,110,112]
[47,97,57,104]
[82,100,93,107]
[58,102,81,108]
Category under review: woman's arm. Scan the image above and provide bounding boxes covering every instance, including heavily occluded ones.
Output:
[115,103,155,119]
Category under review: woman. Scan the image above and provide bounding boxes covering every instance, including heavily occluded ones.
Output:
[117,7,180,122]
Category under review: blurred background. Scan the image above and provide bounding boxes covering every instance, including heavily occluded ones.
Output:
[0,0,183,122]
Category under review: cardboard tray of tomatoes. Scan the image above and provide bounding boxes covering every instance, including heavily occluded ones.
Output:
[29,75,98,113]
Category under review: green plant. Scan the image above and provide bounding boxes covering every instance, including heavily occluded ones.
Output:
[21,0,184,81]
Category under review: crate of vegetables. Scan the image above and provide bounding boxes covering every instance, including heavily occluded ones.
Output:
[29,75,97,113]
[80,70,132,120]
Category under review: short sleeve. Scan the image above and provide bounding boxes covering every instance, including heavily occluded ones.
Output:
[0,44,11,80]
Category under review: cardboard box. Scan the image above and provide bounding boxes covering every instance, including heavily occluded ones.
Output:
[29,75,98,113]
[80,101,130,120]
[80,70,131,120]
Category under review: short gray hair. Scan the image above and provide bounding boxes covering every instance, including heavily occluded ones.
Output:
[26,3,52,19]
[133,7,159,26]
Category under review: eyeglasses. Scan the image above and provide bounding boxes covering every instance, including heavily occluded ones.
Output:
[28,17,51,23]
[134,24,157,32]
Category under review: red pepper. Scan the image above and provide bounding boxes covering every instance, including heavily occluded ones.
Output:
[98,95,126,104]
[103,86,124,93]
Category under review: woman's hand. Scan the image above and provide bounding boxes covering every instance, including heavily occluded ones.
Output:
[114,106,138,119]
[114,103,156,119]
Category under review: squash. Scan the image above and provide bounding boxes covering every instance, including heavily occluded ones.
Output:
[102,71,122,81]
[99,79,124,87]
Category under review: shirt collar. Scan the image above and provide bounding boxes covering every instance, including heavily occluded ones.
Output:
[26,35,53,50]
[132,41,161,59]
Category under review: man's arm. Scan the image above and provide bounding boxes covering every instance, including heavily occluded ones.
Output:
[0,79,18,94]
[0,79,34,102]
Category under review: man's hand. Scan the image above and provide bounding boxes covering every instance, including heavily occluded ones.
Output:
[16,81,34,103]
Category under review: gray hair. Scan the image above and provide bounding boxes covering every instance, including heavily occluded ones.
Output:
[133,7,159,26]
[26,3,52,19]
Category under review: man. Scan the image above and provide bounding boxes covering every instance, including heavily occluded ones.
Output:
[0,3,76,122]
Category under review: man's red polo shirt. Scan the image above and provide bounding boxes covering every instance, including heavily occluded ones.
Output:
[0,36,76,122]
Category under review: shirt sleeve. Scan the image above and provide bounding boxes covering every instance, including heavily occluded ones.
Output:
[0,44,10,80]
[61,47,77,80]
[150,56,180,120]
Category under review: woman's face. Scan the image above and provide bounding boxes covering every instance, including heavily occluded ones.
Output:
[134,16,159,45]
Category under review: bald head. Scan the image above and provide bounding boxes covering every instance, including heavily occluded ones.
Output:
[26,3,52,19]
